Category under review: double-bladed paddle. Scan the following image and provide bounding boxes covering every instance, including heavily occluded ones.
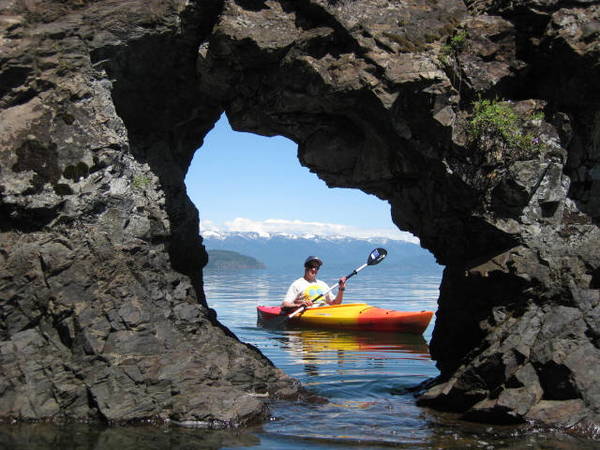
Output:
[288,247,388,318]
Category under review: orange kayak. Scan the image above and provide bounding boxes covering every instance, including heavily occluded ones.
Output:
[257,303,433,334]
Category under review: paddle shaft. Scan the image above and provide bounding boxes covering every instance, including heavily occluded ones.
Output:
[312,263,367,302]
[288,263,367,318]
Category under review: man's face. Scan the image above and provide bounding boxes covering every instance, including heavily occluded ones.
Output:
[305,263,320,281]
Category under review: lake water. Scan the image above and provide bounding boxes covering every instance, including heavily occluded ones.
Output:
[1,265,598,448]
[203,265,439,448]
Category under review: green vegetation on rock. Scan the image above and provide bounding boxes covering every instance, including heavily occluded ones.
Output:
[467,98,544,162]
[439,29,468,66]
[132,174,152,190]
[443,29,468,54]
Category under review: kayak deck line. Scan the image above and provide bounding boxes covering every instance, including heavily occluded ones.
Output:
[257,303,434,335]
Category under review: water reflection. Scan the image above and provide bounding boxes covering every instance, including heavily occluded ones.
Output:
[278,330,431,385]
[284,329,428,362]
[0,423,261,450]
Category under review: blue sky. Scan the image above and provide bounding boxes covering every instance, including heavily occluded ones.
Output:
[185,114,417,242]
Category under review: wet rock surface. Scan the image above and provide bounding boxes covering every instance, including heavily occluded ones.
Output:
[1,0,599,434]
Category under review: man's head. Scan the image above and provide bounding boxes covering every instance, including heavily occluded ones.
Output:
[303,256,322,281]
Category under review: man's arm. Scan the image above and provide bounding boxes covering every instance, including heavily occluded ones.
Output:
[328,277,347,305]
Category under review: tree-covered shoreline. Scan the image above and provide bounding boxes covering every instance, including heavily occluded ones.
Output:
[206,250,266,270]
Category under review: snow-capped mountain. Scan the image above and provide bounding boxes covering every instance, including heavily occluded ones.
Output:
[203,229,398,243]
[201,230,440,271]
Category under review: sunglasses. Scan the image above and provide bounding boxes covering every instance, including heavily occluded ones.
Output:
[307,264,320,270]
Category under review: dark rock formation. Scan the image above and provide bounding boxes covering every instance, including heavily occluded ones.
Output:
[0,0,300,427]
[1,0,599,434]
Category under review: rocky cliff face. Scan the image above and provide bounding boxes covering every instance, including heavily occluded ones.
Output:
[1,0,599,433]
[0,0,300,427]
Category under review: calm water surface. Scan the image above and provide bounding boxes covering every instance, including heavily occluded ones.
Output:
[205,265,440,448]
[1,266,597,448]
[201,266,597,449]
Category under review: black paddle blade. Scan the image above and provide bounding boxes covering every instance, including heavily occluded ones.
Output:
[368,248,387,265]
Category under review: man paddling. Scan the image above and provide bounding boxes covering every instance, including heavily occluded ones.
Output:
[281,256,347,312]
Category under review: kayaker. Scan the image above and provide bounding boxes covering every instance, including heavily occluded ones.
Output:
[281,256,347,312]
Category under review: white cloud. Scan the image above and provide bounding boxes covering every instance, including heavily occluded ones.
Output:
[198,219,219,232]
[201,217,419,243]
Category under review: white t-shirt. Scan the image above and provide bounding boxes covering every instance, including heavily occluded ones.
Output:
[283,277,333,307]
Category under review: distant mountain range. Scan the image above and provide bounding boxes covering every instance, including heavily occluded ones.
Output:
[202,230,441,271]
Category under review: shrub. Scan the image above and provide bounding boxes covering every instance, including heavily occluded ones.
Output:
[132,174,152,190]
[440,29,468,63]
[467,98,542,159]
[449,30,468,51]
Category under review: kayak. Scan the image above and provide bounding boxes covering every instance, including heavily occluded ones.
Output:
[257,303,434,334]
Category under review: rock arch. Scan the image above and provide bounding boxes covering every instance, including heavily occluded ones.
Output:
[1,0,599,431]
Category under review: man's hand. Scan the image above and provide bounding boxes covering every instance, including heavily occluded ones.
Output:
[295,292,312,307]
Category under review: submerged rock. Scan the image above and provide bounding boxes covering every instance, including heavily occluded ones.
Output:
[1,0,599,434]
